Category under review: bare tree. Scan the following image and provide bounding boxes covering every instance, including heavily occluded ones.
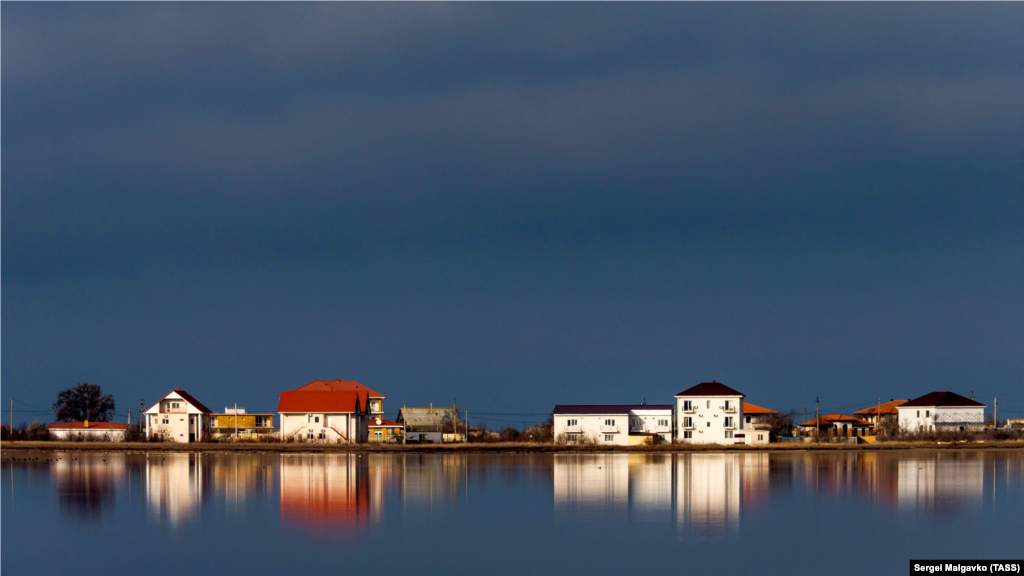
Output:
[763,409,799,440]
[53,383,115,423]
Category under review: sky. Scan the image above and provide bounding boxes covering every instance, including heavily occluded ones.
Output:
[3,3,1022,428]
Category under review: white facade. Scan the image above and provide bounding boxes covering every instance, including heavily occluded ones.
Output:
[676,394,745,444]
[279,412,366,443]
[897,405,985,432]
[48,426,127,441]
[553,406,673,445]
[144,390,211,443]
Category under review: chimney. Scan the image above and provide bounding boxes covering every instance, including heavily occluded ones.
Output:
[177,387,180,391]
[84,419,89,428]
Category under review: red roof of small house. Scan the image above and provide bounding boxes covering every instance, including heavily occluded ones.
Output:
[854,399,908,416]
[800,415,872,427]
[277,390,369,414]
[743,402,777,415]
[294,380,384,399]
[676,381,745,397]
[145,388,212,414]
[47,422,129,430]
[901,392,986,408]
[368,418,401,428]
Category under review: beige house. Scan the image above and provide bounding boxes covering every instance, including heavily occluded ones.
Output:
[144,388,212,443]
[277,385,375,443]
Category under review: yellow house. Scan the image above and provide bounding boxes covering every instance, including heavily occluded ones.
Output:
[368,418,403,444]
[210,408,274,441]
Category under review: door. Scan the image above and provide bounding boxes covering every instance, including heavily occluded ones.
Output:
[189,415,196,442]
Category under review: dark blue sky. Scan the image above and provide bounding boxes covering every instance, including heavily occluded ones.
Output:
[3,4,1022,427]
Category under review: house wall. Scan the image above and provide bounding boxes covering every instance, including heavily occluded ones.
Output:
[50,428,126,441]
[676,396,744,444]
[279,412,367,443]
[628,409,674,443]
[148,412,199,443]
[898,406,985,432]
[554,414,630,446]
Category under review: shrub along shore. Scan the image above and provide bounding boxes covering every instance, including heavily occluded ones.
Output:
[2,439,1022,454]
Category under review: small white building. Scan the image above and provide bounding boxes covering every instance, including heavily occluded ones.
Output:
[897,392,986,432]
[144,388,213,443]
[48,421,129,441]
[676,381,746,444]
[552,404,674,445]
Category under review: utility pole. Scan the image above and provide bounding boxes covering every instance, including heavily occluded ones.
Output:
[128,408,132,426]
[9,399,13,436]
[803,408,807,436]
[815,397,820,444]
[465,409,469,443]
[877,397,881,435]
[994,398,997,429]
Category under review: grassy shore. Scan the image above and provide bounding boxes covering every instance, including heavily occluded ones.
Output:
[2,439,1023,454]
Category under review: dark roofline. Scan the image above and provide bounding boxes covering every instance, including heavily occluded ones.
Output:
[552,405,674,415]
[675,381,745,397]
[901,391,986,408]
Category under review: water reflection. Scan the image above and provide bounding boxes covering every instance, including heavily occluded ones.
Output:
[6,449,1018,532]
[52,454,124,519]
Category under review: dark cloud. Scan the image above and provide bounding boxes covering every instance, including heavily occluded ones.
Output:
[2,4,1022,420]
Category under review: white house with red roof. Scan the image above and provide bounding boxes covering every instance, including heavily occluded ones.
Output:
[278,380,379,443]
[676,381,748,444]
[293,380,385,417]
[144,388,212,443]
[48,421,129,441]
[897,392,986,432]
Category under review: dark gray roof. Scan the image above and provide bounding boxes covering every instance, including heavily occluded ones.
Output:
[675,381,744,397]
[902,392,986,408]
[553,405,673,415]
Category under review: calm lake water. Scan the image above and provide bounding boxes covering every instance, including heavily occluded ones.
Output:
[2,450,1022,575]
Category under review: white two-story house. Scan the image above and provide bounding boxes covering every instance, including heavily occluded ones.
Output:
[897,391,986,432]
[676,381,745,444]
[552,404,674,445]
[144,388,212,443]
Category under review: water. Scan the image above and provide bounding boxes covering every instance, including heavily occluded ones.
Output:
[2,450,1022,575]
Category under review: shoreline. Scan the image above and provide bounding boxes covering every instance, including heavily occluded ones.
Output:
[3,439,1023,454]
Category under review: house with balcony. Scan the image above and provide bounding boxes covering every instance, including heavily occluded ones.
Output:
[210,408,275,441]
[144,388,212,443]
[742,402,777,430]
[896,392,986,432]
[277,384,374,443]
[799,414,873,437]
[368,417,404,444]
[552,404,674,445]
[853,399,907,431]
[293,380,385,417]
[676,381,745,444]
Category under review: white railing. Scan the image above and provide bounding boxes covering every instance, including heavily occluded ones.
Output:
[682,408,695,414]
[724,423,736,430]
[564,426,582,433]
[721,406,737,413]
[656,425,671,432]
[600,425,618,433]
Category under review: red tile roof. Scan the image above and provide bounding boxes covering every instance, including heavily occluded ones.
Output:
[800,414,872,427]
[368,418,401,428]
[901,392,985,408]
[47,422,129,430]
[676,381,745,397]
[277,390,369,414]
[743,402,777,415]
[854,399,908,416]
[294,380,384,399]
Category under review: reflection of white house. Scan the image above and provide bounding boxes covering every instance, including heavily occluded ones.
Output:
[897,392,986,432]
[144,388,212,443]
[676,381,745,444]
[677,454,741,530]
[627,455,673,521]
[897,454,983,511]
[552,405,674,445]
[280,454,369,528]
[146,453,204,525]
[554,454,629,513]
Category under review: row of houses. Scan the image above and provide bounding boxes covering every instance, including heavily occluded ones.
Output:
[49,380,465,444]
[551,382,989,445]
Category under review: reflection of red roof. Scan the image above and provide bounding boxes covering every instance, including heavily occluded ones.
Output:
[280,463,369,529]
[277,390,369,414]
[743,402,777,415]
[295,380,384,399]
[801,415,872,427]
[854,400,907,416]
[368,418,401,428]
[48,422,129,430]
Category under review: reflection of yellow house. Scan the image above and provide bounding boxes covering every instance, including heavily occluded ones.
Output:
[210,409,274,441]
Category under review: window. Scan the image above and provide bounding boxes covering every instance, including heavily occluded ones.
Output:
[632,419,641,428]
[724,417,734,428]
[683,401,693,410]
[658,419,668,427]
[307,433,313,439]
[917,411,921,418]
[162,419,169,425]
[568,434,578,442]
[315,416,320,423]
[758,434,764,441]
[746,416,751,423]
[725,431,734,439]
[604,435,613,442]
[604,419,615,426]
[707,401,710,409]
[566,419,577,426]
[683,431,693,439]
[925,411,930,418]
[707,422,711,427]
[724,400,731,409]
[683,417,693,428]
